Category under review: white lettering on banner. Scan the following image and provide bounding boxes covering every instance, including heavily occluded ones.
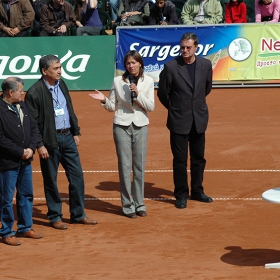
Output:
[196,44,215,56]
[9,56,32,73]
[0,50,90,80]
[31,55,41,73]
[144,63,164,72]
[130,43,215,61]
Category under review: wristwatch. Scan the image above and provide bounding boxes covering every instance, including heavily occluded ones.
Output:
[139,12,142,15]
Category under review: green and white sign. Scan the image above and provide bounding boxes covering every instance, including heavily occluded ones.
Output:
[0,36,116,90]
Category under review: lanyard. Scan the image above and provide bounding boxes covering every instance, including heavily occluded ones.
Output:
[51,86,60,107]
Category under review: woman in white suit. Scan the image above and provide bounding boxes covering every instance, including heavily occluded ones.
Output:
[89,50,155,218]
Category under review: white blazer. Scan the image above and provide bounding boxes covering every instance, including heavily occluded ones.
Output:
[102,74,155,127]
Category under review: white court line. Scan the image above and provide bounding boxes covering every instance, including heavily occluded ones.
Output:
[31,169,267,201]
[32,169,280,173]
[31,197,263,201]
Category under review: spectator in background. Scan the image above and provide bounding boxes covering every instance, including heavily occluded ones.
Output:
[181,0,223,24]
[30,0,49,21]
[29,0,50,36]
[39,0,76,36]
[0,0,34,37]
[112,0,150,34]
[255,0,280,22]
[109,0,120,21]
[149,0,179,25]
[74,0,102,35]
[225,0,247,23]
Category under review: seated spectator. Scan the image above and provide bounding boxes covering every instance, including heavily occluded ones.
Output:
[74,0,102,35]
[225,0,247,23]
[29,0,50,36]
[30,0,49,21]
[109,0,120,21]
[39,0,76,36]
[149,0,179,25]
[181,0,223,24]
[112,0,150,34]
[0,0,34,37]
[255,0,280,22]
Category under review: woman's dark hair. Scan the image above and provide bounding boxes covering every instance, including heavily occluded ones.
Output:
[74,0,84,22]
[230,0,244,3]
[122,50,144,82]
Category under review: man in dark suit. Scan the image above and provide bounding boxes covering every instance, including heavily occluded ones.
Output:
[157,32,213,209]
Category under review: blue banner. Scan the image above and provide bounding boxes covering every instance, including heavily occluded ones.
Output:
[116,24,280,85]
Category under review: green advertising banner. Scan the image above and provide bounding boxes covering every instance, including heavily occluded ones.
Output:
[0,36,116,91]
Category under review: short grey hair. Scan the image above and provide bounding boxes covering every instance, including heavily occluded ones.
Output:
[39,55,60,74]
[1,77,24,95]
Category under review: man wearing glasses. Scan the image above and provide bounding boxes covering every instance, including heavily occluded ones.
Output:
[157,32,213,209]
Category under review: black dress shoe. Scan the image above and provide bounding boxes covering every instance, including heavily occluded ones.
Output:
[125,213,137,219]
[191,193,213,203]
[175,198,187,209]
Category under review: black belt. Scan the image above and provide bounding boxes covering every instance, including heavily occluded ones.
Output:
[261,16,272,21]
[56,128,70,134]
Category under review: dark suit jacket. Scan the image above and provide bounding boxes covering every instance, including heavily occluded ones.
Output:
[157,55,212,134]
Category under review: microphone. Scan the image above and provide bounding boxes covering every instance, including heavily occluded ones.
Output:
[128,75,137,101]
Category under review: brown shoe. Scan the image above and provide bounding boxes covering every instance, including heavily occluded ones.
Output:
[3,236,21,246]
[16,229,43,239]
[71,217,98,225]
[51,220,68,230]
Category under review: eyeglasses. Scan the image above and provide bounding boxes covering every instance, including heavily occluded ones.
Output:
[180,46,194,50]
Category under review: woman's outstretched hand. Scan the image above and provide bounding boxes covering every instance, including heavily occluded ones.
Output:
[89,90,105,101]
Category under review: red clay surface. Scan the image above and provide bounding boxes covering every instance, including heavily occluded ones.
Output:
[1,88,280,279]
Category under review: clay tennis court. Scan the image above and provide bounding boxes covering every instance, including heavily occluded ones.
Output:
[1,87,280,279]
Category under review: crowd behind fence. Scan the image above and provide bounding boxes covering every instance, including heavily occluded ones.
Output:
[0,0,262,38]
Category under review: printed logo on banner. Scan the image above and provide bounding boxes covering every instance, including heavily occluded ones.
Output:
[228,38,252,62]
[0,36,116,90]
[0,50,90,80]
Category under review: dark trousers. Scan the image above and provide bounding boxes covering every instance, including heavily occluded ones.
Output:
[39,131,86,223]
[0,30,28,37]
[170,122,206,199]
[39,30,66,36]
